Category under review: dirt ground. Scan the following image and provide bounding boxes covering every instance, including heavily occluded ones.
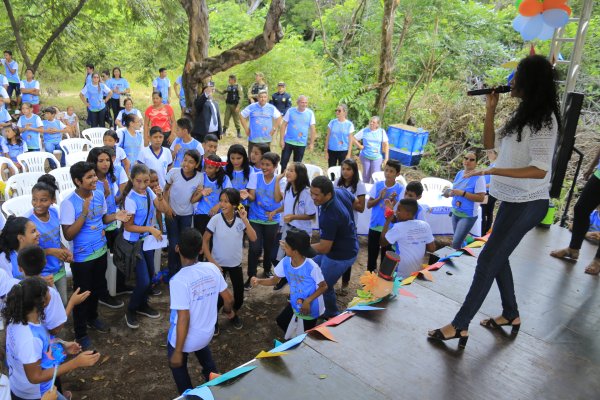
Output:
[59,237,372,400]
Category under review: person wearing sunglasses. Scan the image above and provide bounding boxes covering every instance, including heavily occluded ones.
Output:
[443,151,486,249]
[325,104,355,168]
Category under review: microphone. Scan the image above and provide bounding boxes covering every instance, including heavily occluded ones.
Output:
[467,85,511,96]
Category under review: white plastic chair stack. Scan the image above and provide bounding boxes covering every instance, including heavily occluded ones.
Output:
[0,157,19,199]
[59,138,94,156]
[81,127,107,147]
[17,152,60,173]
[421,177,453,193]
[65,151,89,166]
[4,172,43,199]
[49,167,76,193]
[2,194,33,217]
[327,166,341,181]
[57,187,75,204]
[305,164,324,182]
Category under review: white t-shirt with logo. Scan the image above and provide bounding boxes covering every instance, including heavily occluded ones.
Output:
[6,322,45,398]
[43,285,67,331]
[384,219,434,278]
[165,168,202,216]
[136,146,173,188]
[282,186,317,234]
[168,262,227,353]
[206,214,246,268]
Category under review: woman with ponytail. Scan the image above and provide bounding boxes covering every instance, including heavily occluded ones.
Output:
[0,216,40,279]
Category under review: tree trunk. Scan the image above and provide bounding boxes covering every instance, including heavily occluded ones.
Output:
[181,0,286,118]
[3,0,88,73]
[374,0,400,120]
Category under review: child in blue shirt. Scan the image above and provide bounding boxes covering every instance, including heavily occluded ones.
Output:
[170,118,204,168]
[17,102,44,151]
[366,159,404,272]
[225,144,252,206]
[42,107,68,166]
[252,227,327,335]
[2,124,26,171]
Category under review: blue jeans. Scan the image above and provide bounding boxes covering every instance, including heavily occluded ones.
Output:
[314,254,357,318]
[44,141,66,167]
[167,342,217,395]
[165,214,193,277]
[452,199,548,330]
[451,214,478,249]
[128,246,155,311]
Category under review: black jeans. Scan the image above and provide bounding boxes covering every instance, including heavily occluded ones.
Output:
[328,150,348,168]
[367,229,391,272]
[280,143,306,170]
[193,214,211,260]
[276,303,318,333]
[248,222,278,278]
[167,343,217,395]
[87,108,106,128]
[217,266,244,311]
[452,199,548,329]
[166,214,193,277]
[570,175,600,258]
[480,194,497,235]
[108,98,122,128]
[71,252,108,339]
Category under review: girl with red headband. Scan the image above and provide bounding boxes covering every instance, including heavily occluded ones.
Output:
[191,154,232,259]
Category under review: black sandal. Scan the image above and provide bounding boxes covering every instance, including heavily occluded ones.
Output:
[480,316,521,334]
[427,326,469,349]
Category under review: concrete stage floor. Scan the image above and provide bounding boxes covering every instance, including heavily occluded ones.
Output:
[209,225,600,400]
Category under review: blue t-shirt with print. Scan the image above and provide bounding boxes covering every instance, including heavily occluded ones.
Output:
[369,181,405,231]
[281,257,321,319]
[284,107,314,146]
[25,207,63,276]
[120,130,143,172]
[327,119,354,151]
[153,77,170,104]
[106,77,130,99]
[42,119,65,145]
[195,173,232,215]
[171,137,201,168]
[249,172,281,224]
[17,114,43,150]
[242,103,280,143]
[20,79,39,104]
[81,83,110,112]
[123,189,156,242]
[2,59,19,83]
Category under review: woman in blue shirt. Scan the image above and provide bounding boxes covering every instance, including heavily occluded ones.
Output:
[79,72,112,128]
[106,67,130,128]
[325,104,355,167]
[352,116,389,183]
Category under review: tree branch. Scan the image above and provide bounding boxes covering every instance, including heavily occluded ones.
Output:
[313,0,340,68]
[2,0,32,69]
[247,0,262,15]
[32,0,88,72]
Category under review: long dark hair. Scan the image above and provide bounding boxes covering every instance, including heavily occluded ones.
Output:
[285,162,310,214]
[2,277,48,325]
[119,163,150,208]
[87,146,116,184]
[501,55,561,142]
[204,154,226,188]
[2,124,22,146]
[337,159,359,194]
[226,144,250,181]
[0,216,30,261]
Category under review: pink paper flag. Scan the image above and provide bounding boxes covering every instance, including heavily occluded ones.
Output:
[399,288,416,298]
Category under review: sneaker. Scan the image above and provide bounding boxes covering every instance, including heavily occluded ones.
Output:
[125,310,139,329]
[87,319,109,333]
[150,286,162,296]
[214,323,220,337]
[115,285,135,295]
[273,277,287,291]
[244,278,252,291]
[76,335,93,351]
[231,315,243,330]
[98,295,124,309]
[136,304,161,319]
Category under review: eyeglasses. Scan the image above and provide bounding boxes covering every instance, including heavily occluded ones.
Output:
[464,157,476,161]
[335,109,343,112]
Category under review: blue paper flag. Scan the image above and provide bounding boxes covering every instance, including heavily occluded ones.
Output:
[182,386,214,400]
[439,251,464,262]
[274,339,283,348]
[270,333,307,353]
[347,305,386,311]
[203,366,257,387]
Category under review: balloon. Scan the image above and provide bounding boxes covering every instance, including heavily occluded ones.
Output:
[543,0,568,10]
[515,0,523,8]
[521,14,544,41]
[543,9,569,28]
[512,14,529,32]
[558,4,572,15]
[538,22,556,40]
[519,0,544,17]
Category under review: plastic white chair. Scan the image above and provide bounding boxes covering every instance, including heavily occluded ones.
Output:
[0,156,19,177]
[421,177,453,193]
[81,127,107,147]
[305,163,324,181]
[327,165,363,182]
[59,138,94,155]
[2,195,33,217]
[17,152,60,173]
[397,175,408,187]
[49,167,75,193]
[4,172,43,199]
[65,151,89,166]
[371,171,408,187]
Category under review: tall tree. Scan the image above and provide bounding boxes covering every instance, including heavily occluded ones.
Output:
[2,0,88,73]
[373,0,400,119]
[180,0,286,116]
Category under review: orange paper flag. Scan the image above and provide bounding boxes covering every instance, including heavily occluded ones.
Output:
[209,372,221,381]
[461,247,476,257]
[308,326,337,342]
[419,270,434,281]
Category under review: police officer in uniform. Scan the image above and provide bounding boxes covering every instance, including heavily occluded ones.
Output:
[248,72,268,104]
[270,82,292,116]
[220,74,243,138]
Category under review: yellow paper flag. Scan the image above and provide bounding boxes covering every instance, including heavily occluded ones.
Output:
[401,275,417,286]
[256,350,288,359]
